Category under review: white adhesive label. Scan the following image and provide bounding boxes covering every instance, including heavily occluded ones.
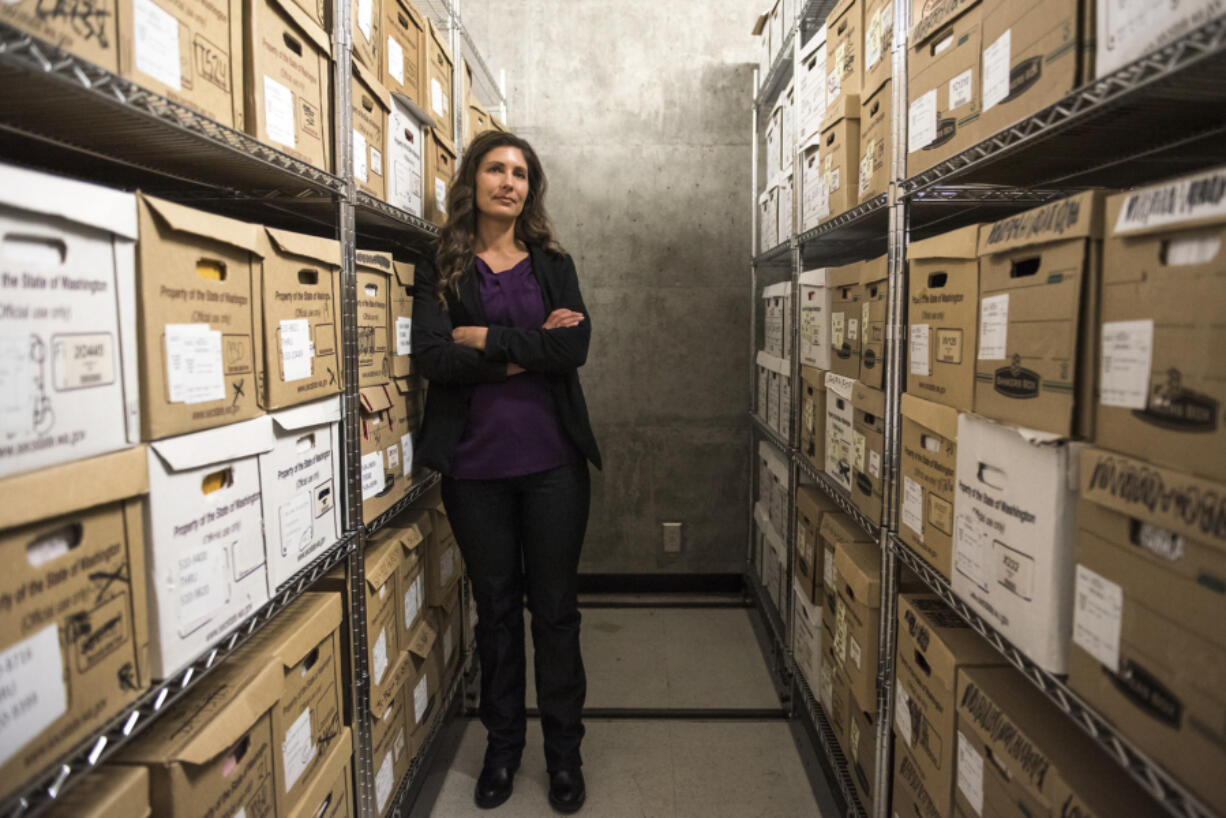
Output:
[353,129,368,183]
[279,492,314,558]
[234,810,247,818]
[902,477,924,540]
[826,60,841,104]
[435,178,448,214]
[52,332,115,391]
[910,324,931,376]
[396,316,413,355]
[134,0,181,90]
[1138,522,1184,562]
[1115,168,1226,233]
[431,77,445,117]
[849,634,862,669]
[950,68,974,110]
[895,680,913,746]
[957,732,985,815]
[386,443,400,471]
[371,147,383,177]
[978,294,1009,360]
[177,547,225,626]
[372,628,389,682]
[866,6,883,69]
[908,90,937,153]
[387,36,404,85]
[403,575,421,629]
[982,29,1011,112]
[823,548,836,592]
[847,316,858,343]
[361,451,385,500]
[831,312,845,348]
[357,0,372,39]
[1073,564,1124,673]
[414,675,429,723]
[1100,319,1154,409]
[869,449,881,480]
[393,728,406,761]
[855,431,867,473]
[834,601,848,664]
[400,432,413,477]
[263,76,297,149]
[375,752,393,810]
[280,318,313,382]
[818,663,833,711]
[849,715,861,754]
[282,707,315,792]
[955,512,989,592]
[0,333,32,435]
[165,323,225,404]
[0,624,67,768]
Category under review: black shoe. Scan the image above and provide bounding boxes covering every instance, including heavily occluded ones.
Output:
[548,769,586,814]
[474,764,517,809]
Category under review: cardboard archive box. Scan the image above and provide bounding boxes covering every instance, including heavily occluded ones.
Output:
[951,412,1080,674]
[760,438,790,534]
[387,509,431,648]
[424,131,457,226]
[363,530,415,714]
[1098,168,1226,482]
[894,593,1003,818]
[383,0,427,108]
[851,381,884,523]
[762,281,790,358]
[893,750,940,818]
[353,59,391,200]
[116,657,279,818]
[424,17,454,142]
[759,352,789,436]
[425,493,462,608]
[825,371,856,493]
[0,447,150,801]
[390,259,415,375]
[800,366,828,472]
[370,676,410,816]
[798,27,828,145]
[0,163,140,478]
[390,375,423,483]
[765,104,782,183]
[134,194,261,441]
[778,171,795,243]
[897,394,957,579]
[466,98,492,147]
[42,766,149,818]
[858,254,887,388]
[799,267,834,369]
[357,249,393,386]
[861,0,894,97]
[1,0,118,71]
[287,728,353,818]
[1095,0,1221,76]
[1068,447,1226,815]
[259,397,341,592]
[906,0,982,176]
[406,641,443,756]
[245,0,332,170]
[756,355,769,419]
[358,384,402,522]
[828,261,862,378]
[792,578,824,695]
[907,222,981,410]
[351,0,382,72]
[432,580,462,678]
[847,688,878,814]
[800,137,824,231]
[825,0,863,111]
[858,79,891,202]
[387,96,429,217]
[255,227,342,410]
[976,190,1105,438]
[955,665,1167,818]
[796,483,838,603]
[145,415,275,677]
[765,525,787,615]
[119,0,244,128]
[830,526,881,706]
[819,94,861,219]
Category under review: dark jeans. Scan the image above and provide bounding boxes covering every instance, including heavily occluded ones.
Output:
[441,461,589,772]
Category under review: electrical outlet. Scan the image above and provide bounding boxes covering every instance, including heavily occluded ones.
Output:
[662,522,683,554]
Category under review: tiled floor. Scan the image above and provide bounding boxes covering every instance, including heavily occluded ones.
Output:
[407,602,837,817]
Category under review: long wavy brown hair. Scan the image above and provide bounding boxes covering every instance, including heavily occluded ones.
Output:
[434,130,564,300]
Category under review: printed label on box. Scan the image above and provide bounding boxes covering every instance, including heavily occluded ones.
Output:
[361,451,385,500]
[1114,167,1226,233]
[832,312,846,348]
[393,728,405,761]
[396,317,413,355]
[166,323,226,404]
[0,624,67,768]
[910,323,931,376]
[1073,564,1123,673]
[387,443,400,471]
[282,707,315,792]
[850,714,861,753]
[388,37,404,85]
[404,576,421,628]
[937,328,963,363]
[994,543,1033,601]
[908,90,937,153]
[51,332,115,391]
[824,548,836,592]
[134,0,182,90]
[371,147,383,177]
[400,432,413,476]
[982,29,1011,112]
[375,752,393,810]
[431,77,445,117]
[957,732,985,815]
[414,674,428,723]
[870,449,881,479]
[848,317,858,342]
[835,601,849,663]
[895,680,913,746]
[280,492,314,557]
[357,0,373,39]
[372,628,388,682]
[978,294,1009,360]
[0,333,32,434]
[264,76,297,149]
[435,178,448,214]
[955,512,989,592]
[849,634,862,669]
[353,130,368,183]
[950,68,974,110]
[902,477,924,540]
[280,318,314,382]
[178,546,225,626]
[1100,319,1154,409]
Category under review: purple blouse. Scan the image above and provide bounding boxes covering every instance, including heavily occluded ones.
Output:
[449,255,581,479]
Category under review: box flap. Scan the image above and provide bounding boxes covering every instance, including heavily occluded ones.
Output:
[267,0,332,55]
[835,537,882,605]
[799,267,830,286]
[859,254,888,286]
[800,23,826,58]
[762,281,791,299]
[271,396,341,433]
[389,0,424,32]
[908,223,982,261]
[852,382,885,416]
[354,56,391,111]
[900,393,958,441]
[978,191,1106,255]
[286,728,352,818]
[271,592,343,670]
[393,375,419,396]
[911,0,982,47]
[365,533,401,592]
[355,249,393,277]
[360,385,393,414]
[1108,166,1226,238]
[899,594,1002,678]
[821,94,860,129]
[820,511,874,548]
[263,227,342,268]
[391,91,437,130]
[755,350,790,376]
[1080,447,1226,550]
[427,16,452,62]
[829,0,856,23]
[0,163,138,239]
[825,371,855,400]
[431,129,457,158]
[752,12,769,35]
[149,415,275,472]
[139,194,260,254]
[407,617,436,659]
[0,445,147,530]
[392,259,416,288]
[760,440,789,482]
[797,482,838,523]
[828,261,861,287]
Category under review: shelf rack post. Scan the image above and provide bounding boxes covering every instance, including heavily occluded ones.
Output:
[748,66,761,583]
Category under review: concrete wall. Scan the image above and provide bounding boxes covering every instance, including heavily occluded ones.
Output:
[463,1,758,574]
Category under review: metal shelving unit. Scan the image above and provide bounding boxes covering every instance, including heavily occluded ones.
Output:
[365,472,444,537]
[795,457,879,541]
[751,412,792,457]
[793,665,865,818]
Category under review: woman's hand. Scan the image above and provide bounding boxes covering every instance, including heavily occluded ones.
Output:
[543,309,584,330]
[507,363,525,376]
[452,326,488,350]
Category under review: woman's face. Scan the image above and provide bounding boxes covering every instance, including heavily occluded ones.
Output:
[474,146,530,221]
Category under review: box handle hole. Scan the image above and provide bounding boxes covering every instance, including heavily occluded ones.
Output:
[932,28,955,56]
[296,432,316,453]
[283,33,303,56]
[976,462,1005,491]
[927,271,948,288]
[202,467,234,495]
[365,283,379,296]
[303,646,320,672]
[223,735,250,777]
[2,233,66,266]
[27,523,82,567]
[196,259,226,281]
[1009,257,1041,279]
[298,268,319,286]
[921,433,941,453]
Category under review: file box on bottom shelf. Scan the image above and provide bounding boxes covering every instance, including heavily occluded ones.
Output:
[431,580,463,680]
[858,254,887,388]
[387,95,429,217]
[0,447,150,802]
[42,766,150,818]
[425,492,463,608]
[951,413,1080,675]
[818,94,861,220]
[827,262,862,378]
[425,131,457,227]
[850,381,884,523]
[906,223,982,411]
[259,397,342,592]
[145,416,275,678]
[135,194,262,441]
[829,527,881,708]
[357,249,393,387]
[1068,447,1226,816]
[955,665,1167,818]
[371,679,411,817]
[824,372,856,494]
[406,643,444,758]
[254,227,343,411]
[906,0,982,176]
[287,728,353,818]
[388,508,431,648]
[897,394,958,581]
[0,163,140,478]
[353,59,391,201]
[792,577,824,695]
[382,0,426,107]
[799,366,828,472]
[846,689,877,814]
[799,267,834,370]
[245,0,333,170]
[1098,167,1226,483]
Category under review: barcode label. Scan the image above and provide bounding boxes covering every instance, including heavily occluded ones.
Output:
[1116,169,1226,233]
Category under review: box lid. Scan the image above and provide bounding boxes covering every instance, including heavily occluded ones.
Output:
[762,281,791,299]
[828,261,861,287]
[393,259,416,288]
[285,729,352,818]
[268,0,332,55]
[751,12,769,35]
[859,254,888,286]
[755,350,790,376]
[852,381,885,416]
[388,0,425,32]
[149,415,275,472]
[393,375,421,396]
[271,396,341,434]
[139,194,260,254]
[898,593,1000,682]
[825,371,855,399]
[406,616,437,659]
[978,191,1106,255]
[821,94,861,130]
[800,23,827,58]
[834,538,882,606]
[360,385,393,414]
[759,439,790,481]
[263,227,341,268]
[908,223,982,261]
[900,393,958,441]
[820,510,874,548]
[391,91,436,130]
[395,515,431,555]
[269,592,343,670]
[797,482,838,523]
[355,249,393,276]
[1108,165,1226,238]
[911,0,982,47]
[42,756,149,818]
[431,129,457,159]
[354,56,391,112]
[0,445,147,531]
[426,16,452,62]
[799,267,830,286]
[365,531,402,592]
[0,163,137,239]
[829,0,857,24]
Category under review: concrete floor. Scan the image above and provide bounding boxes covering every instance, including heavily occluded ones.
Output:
[407,604,837,817]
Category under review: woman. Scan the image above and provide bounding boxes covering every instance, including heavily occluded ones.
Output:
[411,129,601,814]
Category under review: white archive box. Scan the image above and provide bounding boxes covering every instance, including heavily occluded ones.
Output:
[824,371,855,493]
[0,163,141,478]
[386,93,429,217]
[758,437,790,535]
[799,267,833,369]
[260,397,343,592]
[778,172,795,243]
[761,282,792,358]
[798,26,828,144]
[951,413,1082,674]
[1095,0,1223,77]
[800,135,824,232]
[145,415,275,678]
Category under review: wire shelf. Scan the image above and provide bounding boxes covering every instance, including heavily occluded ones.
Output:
[754,238,795,268]
[755,26,796,110]
[890,537,1219,818]
[795,454,880,541]
[798,195,889,267]
[355,193,441,251]
[793,663,868,818]
[751,412,792,455]
[1,533,357,818]
[458,21,506,111]
[364,471,443,537]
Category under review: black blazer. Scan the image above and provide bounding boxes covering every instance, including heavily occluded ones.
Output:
[410,244,602,475]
